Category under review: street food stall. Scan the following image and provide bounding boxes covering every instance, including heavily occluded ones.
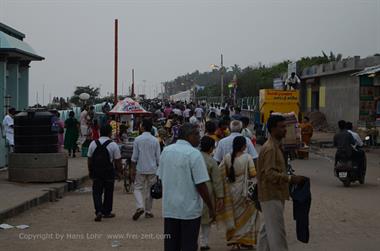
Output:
[108,97,152,193]
[108,97,152,138]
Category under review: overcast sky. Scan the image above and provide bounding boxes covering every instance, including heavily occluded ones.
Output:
[1,0,379,103]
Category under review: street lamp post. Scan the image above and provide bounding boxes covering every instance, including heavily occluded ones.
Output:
[210,54,225,106]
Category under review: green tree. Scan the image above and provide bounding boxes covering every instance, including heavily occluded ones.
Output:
[231,64,242,75]
[173,52,344,100]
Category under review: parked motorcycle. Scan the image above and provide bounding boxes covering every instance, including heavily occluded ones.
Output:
[334,153,366,187]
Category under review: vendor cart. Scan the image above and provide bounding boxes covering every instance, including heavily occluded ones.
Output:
[108,98,152,193]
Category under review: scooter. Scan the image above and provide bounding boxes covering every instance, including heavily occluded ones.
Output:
[334,152,366,187]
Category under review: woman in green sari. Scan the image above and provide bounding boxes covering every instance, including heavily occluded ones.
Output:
[217,136,259,250]
[64,111,79,157]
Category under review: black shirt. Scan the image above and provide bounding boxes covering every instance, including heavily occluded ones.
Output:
[333,130,355,159]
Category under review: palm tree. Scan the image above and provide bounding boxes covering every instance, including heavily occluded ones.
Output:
[231,64,242,75]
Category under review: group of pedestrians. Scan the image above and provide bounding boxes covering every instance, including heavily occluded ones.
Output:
[1,100,309,250]
[63,105,104,157]
[84,99,310,251]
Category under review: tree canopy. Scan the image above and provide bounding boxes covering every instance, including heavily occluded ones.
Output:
[69,85,100,106]
[166,52,341,99]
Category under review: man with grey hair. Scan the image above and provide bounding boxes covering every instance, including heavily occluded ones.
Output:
[213,120,258,163]
[158,123,215,251]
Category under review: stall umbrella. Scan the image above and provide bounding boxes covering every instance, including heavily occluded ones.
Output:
[107,97,152,140]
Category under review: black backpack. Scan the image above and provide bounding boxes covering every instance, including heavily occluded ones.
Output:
[90,140,114,179]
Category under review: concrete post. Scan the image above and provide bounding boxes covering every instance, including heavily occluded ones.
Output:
[0,60,7,168]
[6,63,19,110]
[18,62,30,110]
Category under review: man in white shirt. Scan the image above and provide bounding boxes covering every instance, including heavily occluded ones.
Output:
[172,106,183,116]
[345,122,363,147]
[215,105,222,117]
[345,121,366,176]
[241,116,254,139]
[194,105,204,121]
[208,104,216,115]
[80,105,89,144]
[157,123,214,251]
[131,119,161,220]
[183,106,191,122]
[285,72,301,90]
[214,120,258,163]
[189,110,199,125]
[2,107,16,152]
[87,125,122,222]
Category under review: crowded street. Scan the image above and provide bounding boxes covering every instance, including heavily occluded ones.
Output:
[1,150,380,251]
[1,1,380,251]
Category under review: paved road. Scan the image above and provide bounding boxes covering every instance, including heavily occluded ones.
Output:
[1,153,380,251]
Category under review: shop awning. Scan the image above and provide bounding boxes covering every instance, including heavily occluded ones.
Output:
[352,65,380,76]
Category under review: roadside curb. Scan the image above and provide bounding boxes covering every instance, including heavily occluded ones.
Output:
[0,175,89,222]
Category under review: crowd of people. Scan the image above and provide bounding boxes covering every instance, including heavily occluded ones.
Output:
[59,104,109,157]
[2,100,313,251]
[84,100,308,251]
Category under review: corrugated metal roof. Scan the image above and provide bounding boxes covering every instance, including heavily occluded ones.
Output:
[352,65,380,76]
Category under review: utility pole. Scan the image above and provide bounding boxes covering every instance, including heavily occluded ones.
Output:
[161,83,164,103]
[142,80,147,98]
[114,19,118,105]
[131,69,135,97]
[220,54,224,106]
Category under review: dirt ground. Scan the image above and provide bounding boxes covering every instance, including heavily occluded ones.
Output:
[1,153,380,251]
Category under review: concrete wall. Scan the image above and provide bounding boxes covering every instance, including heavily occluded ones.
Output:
[18,63,29,110]
[6,63,19,110]
[301,55,380,129]
[301,55,380,79]
[0,61,31,168]
[0,61,6,168]
[319,73,360,128]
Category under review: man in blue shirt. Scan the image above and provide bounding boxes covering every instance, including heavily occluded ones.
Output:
[214,120,258,163]
[158,123,215,251]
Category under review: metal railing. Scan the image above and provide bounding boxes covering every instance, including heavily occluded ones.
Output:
[196,96,259,111]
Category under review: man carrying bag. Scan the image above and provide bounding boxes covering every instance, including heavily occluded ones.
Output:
[88,125,122,222]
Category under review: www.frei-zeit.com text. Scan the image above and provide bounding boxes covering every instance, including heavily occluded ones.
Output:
[18,232,171,241]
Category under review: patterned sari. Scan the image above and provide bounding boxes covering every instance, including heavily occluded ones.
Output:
[217,153,260,247]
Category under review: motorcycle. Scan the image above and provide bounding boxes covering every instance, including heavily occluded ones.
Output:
[334,150,366,187]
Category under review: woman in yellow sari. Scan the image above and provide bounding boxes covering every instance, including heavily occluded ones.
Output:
[217,136,259,250]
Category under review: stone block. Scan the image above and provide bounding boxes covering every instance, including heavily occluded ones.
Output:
[8,153,68,182]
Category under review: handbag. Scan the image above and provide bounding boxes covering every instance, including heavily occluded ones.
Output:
[150,177,162,199]
[244,159,261,211]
